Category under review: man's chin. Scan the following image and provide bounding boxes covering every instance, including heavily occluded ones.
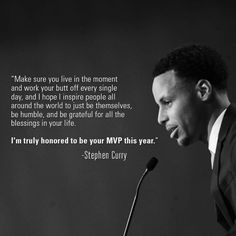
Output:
[176,137,191,147]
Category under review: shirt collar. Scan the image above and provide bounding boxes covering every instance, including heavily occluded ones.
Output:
[208,108,227,167]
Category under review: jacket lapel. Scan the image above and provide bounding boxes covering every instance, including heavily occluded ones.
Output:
[210,105,236,230]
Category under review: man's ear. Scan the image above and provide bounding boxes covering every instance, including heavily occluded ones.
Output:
[195,79,212,101]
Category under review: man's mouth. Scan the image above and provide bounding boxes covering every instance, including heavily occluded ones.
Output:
[167,126,178,139]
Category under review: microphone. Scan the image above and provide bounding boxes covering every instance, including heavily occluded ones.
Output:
[122,157,158,236]
[146,157,158,171]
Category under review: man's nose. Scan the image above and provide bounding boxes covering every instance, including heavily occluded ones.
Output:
[158,109,168,125]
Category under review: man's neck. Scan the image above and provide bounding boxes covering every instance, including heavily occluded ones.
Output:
[206,92,230,143]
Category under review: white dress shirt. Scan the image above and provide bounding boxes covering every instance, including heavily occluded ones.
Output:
[208,108,228,169]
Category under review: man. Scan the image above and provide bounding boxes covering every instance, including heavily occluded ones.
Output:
[152,45,236,235]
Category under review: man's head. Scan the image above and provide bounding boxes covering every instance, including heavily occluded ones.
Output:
[152,45,229,146]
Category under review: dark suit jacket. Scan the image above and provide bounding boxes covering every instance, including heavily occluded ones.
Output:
[210,104,236,235]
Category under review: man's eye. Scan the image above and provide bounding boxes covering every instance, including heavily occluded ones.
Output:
[163,100,171,106]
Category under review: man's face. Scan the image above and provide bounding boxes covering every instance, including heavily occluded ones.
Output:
[152,70,205,146]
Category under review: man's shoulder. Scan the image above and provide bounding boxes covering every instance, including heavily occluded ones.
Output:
[219,104,236,175]
[220,104,236,156]
[222,103,236,131]
[223,105,236,139]
[226,103,236,115]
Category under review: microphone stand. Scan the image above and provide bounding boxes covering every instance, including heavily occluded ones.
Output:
[122,168,148,236]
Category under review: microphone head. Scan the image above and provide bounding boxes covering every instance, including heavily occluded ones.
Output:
[146,157,158,171]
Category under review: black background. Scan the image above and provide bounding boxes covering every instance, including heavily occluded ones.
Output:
[1,1,236,235]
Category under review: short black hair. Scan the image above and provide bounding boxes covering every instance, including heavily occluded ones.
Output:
[153,44,228,90]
